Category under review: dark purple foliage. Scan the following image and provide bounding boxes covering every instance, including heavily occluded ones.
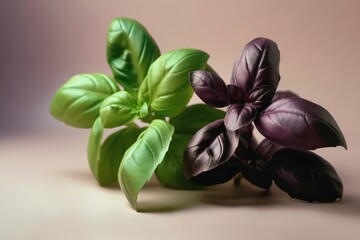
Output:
[227,84,244,102]
[254,138,283,162]
[255,97,347,150]
[271,149,343,202]
[190,71,230,108]
[184,119,240,178]
[185,37,346,203]
[240,158,273,190]
[230,37,281,108]
[224,103,257,131]
[190,37,281,131]
[245,85,276,112]
[189,157,241,186]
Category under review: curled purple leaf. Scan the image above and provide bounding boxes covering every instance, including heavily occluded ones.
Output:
[271,148,343,202]
[190,70,230,107]
[255,97,347,150]
[246,85,276,112]
[184,119,240,178]
[272,90,299,102]
[254,138,283,161]
[240,159,272,190]
[189,157,241,186]
[230,37,280,98]
[224,103,257,132]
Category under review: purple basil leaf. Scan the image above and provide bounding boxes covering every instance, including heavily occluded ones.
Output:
[227,84,244,103]
[230,37,280,98]
[189,157,241,186]
[241,159,272,190]
[272,90,299,102]
[224,103,257,132]
[233,124,256,161]
[246,85,276,112]
[271,148,343,202]
[254,138,283,161]
[184,119,240,178]
[190,70,230,107]
[255,97,347,150]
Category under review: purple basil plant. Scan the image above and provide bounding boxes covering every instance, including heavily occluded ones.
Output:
[184,37,347,202]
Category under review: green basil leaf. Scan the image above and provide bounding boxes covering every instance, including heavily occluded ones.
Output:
[138,49,209,117]
[50,74,119,128]
[87,117,104,180]
[156,133,202,190]
[107,17,160,93]
[100,91,142,128]
[170,104,225,135]
[118,119,174,211]
[87,117,143,186]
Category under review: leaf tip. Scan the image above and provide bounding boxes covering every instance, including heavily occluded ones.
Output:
[339,135,348,150]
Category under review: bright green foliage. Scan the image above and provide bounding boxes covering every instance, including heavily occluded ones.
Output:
[50,74,119,128]
[139,49,209,117]
[87,118,143,186]
[100,91,140,128]
[107,17,160,94]
[118,120,174,210]
[50,17,216,211]
[156,133,201,190]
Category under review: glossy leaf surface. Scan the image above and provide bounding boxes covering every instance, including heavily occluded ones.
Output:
[170,104,225,135]
[139,49,209,117]
[254,138,283,161]
[271,148,343,202]
[87,118,103,181]
[118,120,174,211]
[246,85,275,111]
[230,37,280,103]
[227,84,244,103]
[50,74,119,128]
[100,91,139,128]
[156,134,201,190]
[87,118,142,186]
[184,119,240,178]
[230,38,280,112]
[240,159,272,189]
[107,18,160,93]
[190,70,230,107]
[224,103,257,131]
[189,157,241,186]
[255,97,347,149]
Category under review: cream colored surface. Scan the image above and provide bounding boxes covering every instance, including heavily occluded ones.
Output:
[1,0,360,239]
[1,131,359,240]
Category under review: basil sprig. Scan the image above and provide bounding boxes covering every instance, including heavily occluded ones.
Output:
[51,19,347,210]
[185,37,347,202]
[50,17,223,211]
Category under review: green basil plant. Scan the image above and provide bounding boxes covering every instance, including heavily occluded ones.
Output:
[50,17,224,210]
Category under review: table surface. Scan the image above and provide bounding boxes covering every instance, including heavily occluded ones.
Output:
[1,130,359,240]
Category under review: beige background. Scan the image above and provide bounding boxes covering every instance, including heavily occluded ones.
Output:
[1,0,360,239]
